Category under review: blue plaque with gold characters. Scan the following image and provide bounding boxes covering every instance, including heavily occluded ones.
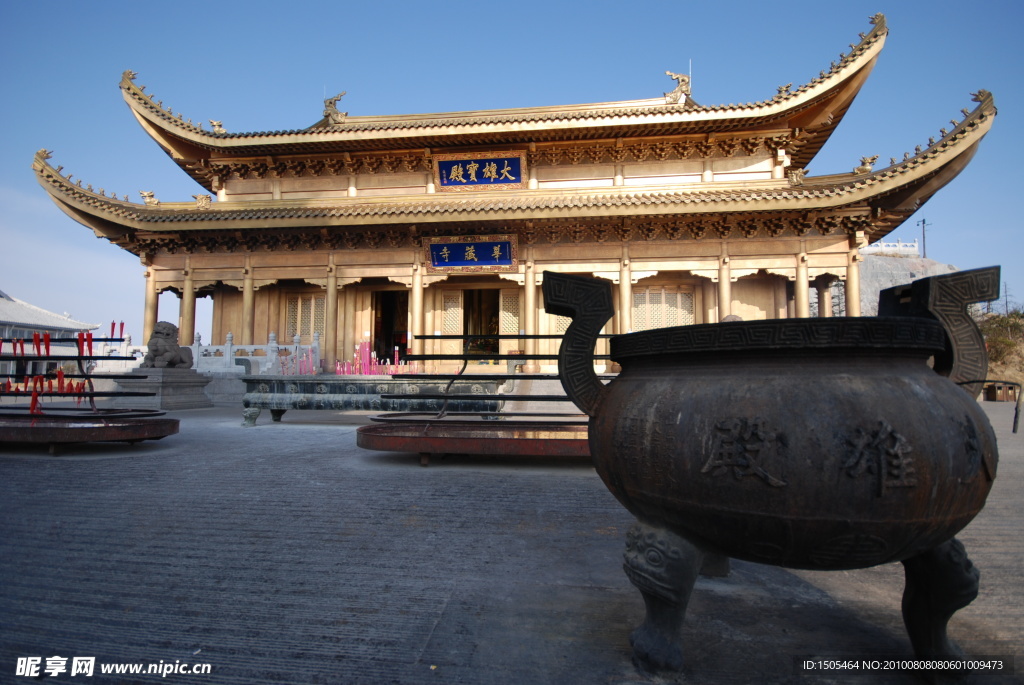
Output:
[433,152,527,192]
[425,234,518,274]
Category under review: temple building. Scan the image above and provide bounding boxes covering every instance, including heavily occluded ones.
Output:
[0,289,97,378]
[33,14,995,373]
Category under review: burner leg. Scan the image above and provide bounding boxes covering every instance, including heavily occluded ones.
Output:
[241,407,260,427]
[901,537,979,660]
[623,520,703,672]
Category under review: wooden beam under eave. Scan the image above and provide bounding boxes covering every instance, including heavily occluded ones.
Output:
[129,109,211,168]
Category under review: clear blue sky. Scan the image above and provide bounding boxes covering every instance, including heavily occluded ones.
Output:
[1,0,1020,342]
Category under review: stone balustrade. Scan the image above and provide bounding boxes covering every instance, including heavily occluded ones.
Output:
[190,332,321,375]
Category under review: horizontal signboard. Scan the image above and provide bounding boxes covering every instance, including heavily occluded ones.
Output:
[433,152,527,192]
[424,234,518,274]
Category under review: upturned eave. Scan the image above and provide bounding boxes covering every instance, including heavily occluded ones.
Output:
[33,87,994,255]
[118,14,887,189]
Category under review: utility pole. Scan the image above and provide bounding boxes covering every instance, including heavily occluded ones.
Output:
[917,218,929,258]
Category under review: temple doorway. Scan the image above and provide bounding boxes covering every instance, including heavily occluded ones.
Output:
[463,289,500,356]
[372,290,408,363]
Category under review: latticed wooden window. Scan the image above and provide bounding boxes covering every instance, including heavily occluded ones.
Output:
[499,291,520,334]
[441,292,462,334]
[286,294,326,342]
[632,287,694,331]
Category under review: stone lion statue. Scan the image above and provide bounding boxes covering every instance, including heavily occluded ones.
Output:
[140,321,194,368]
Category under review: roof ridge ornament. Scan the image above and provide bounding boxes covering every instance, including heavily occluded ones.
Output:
[324,92,348,126]
[664,72,691,105]
[971,89,995,115]
[854,155,879,175]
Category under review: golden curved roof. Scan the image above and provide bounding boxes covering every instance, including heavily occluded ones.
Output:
[117,14,888,187]
[33,88,996,252]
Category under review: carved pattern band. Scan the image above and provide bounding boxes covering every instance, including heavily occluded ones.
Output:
[878,266,1000,396]
[612,317,946,360]
[543,272,614,417]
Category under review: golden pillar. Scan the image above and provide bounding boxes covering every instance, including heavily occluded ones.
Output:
[846,252,862,317]
[241,259,255,345]
[342,285,357,367]
[324,257,339,372]
[794,253,810,318]
[717,256,731,321]
[143,268,158,343]
[816,278,834,318]
[618,259,632,334]
[523,260,539,373]
[410,261,424,356]
[179,264,196,346]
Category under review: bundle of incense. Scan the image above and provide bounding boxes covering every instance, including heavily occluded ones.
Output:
[43,333,50,355]
[32,332,41,356]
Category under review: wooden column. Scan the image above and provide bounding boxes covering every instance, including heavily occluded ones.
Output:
[143,268,158,343]
[717,255,731,321]
[794,253,810,318]
[618,258,632,334]
[410,261,424,356]
[341,284,357,367]
[241,259,255,345]
[702,279,717,324]
[846,252,862,317]
[816,278,834,318]
[845,232,865,317]
[179,263,196,345]
[324,257,339,372]
[523,260,539,373]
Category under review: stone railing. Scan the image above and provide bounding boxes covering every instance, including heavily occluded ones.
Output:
[861,239,920,257]
[191,332,321,375]
[92,337,146,373]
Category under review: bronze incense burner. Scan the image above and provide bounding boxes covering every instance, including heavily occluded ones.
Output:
[543,268,1000,673]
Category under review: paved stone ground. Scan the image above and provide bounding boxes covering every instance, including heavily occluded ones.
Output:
[1,403,1020,684]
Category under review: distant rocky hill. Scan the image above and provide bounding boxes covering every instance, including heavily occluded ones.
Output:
[858,254,959,316]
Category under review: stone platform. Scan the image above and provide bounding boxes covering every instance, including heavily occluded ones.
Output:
[240,375,501,426]
[113,367,213,410]
[1,403,1020,684]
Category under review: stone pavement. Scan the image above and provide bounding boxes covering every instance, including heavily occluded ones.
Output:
[0,403,1021,684]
